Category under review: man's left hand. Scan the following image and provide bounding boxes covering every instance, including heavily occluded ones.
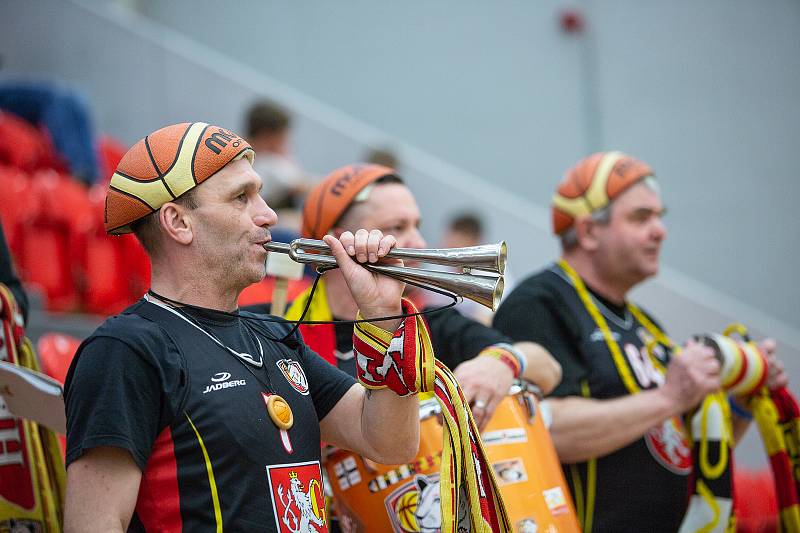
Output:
[760,338,789,390]
[454,355,514,431]
[323,230,404,330]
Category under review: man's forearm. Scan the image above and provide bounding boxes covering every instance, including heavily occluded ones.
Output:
[547,389,676,463]
[361,388,420,464]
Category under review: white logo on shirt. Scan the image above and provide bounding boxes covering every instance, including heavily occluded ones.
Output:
[589,328,620,342]
[203,372,246,394]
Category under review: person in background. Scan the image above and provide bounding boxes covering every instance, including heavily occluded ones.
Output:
[245,99,312,213]
[275,163,562,429]
[364,146,400,170]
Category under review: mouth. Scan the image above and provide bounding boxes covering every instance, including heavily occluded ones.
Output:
[254,231,272,247]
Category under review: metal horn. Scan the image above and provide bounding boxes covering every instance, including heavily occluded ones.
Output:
[264,238,506,310]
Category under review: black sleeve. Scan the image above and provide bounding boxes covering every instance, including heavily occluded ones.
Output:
[423,307,511,370]
[493,284,588,398]
[0,221,28,325]
[294,330,356,421]
[64,336,167,470]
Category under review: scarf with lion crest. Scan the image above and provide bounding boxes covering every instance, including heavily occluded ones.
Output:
[0,284,65,531]
[286,279,511,532]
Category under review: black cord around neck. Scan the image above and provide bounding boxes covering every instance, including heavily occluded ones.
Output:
[146,264,459,348]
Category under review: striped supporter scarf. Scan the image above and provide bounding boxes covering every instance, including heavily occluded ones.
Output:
[286,282,511,532]
[558,259,800,533]
[744,353,800,531]
[0,284,65,531]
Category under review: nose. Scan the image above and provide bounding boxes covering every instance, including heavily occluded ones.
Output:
[252,193,278,229]
[403,227,427,250]
[651,216,667,242]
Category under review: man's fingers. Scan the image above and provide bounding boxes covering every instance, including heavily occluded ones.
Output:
[366,230,382,262]
[353,229,370,262]
[322,235,356,276]
[760,338,777,355]
[484,395,502,424]
[338,231,355,255]
[377,234,396,258]
[472,397,489,430]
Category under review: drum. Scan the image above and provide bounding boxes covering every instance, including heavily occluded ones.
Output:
[324,397,445,533]
[324,385,580,532]
[481,382,580,532]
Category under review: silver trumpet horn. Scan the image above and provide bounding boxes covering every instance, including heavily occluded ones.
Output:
[264,238,506,311]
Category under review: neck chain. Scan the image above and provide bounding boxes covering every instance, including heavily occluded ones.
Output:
[144,293,265,368]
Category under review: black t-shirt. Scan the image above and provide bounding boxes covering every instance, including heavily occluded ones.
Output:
[494,264,691,533]
[65,298,355,532]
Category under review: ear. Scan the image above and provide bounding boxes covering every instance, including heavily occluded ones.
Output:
[159,202,194,245]
[573,215,600,252]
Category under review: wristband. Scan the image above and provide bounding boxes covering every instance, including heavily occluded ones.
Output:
[480,344,521,378]
[496,342,527,376]
[729,396,753,421]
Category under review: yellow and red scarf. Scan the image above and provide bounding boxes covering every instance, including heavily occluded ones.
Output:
[0,284,65,531]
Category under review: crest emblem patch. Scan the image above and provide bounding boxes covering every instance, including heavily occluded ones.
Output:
[276,359,310,395]
[645,416,692,475]
[267,461,328,532]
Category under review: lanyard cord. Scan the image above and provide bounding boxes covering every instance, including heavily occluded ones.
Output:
[144,293,277,392]
[147,265,459,347]
[556,259,674,395]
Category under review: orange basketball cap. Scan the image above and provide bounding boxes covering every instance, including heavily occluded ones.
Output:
[551,151,654,235]
[301,163,398,239]
[105,122,254,234]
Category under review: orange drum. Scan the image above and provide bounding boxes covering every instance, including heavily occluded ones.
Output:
[324,398,446,532]
[481,382,580,532]
[325,384,579,532]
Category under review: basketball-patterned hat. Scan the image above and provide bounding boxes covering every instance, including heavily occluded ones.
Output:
[105,122,254,234]
[551,151,654,235]
[301,163,397,239]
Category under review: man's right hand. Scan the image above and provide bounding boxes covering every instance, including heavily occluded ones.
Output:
[659,339,722,415]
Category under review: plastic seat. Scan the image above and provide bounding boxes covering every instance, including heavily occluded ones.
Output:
[14,171,90,312]
[0,165,35,254]
[37,332,82,452]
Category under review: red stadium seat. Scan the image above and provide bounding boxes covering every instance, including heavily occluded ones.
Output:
[37,332,82,453]
[96,135,127,185]
[37,332,81,385]
[0,165,35,254]
[14,171,91,312]
[77,185,150,315]
[0,111,57,173]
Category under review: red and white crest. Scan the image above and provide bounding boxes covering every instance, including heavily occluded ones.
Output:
[267,461,328,533]
[276,359,309,395]
[645,416,692,475]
